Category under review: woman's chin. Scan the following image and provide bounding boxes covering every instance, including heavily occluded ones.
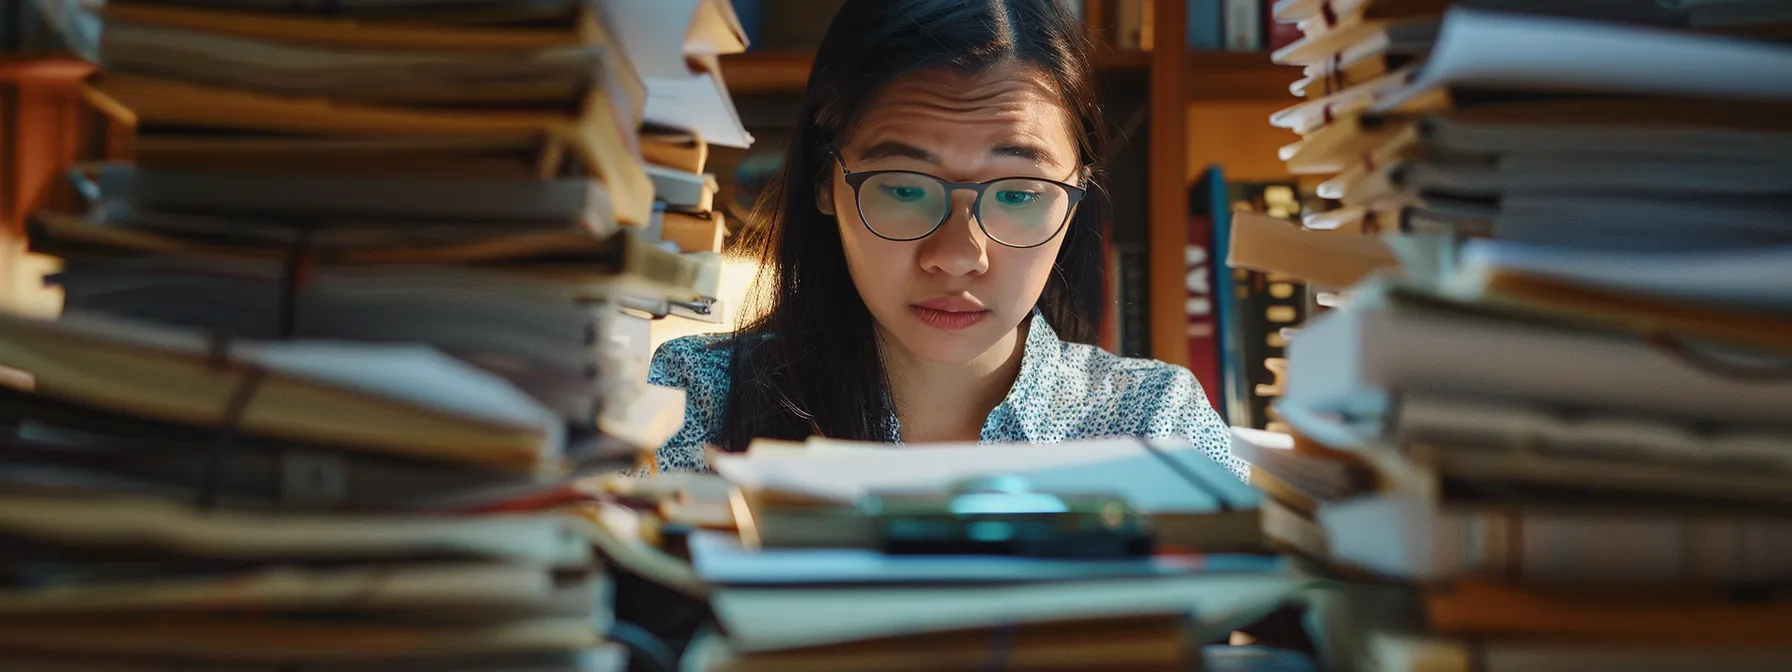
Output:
[886,318,1002,365]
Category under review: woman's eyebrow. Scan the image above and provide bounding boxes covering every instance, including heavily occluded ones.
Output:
[990,143,1054,163]
[858,140,1059,166]
[857,141,937,163]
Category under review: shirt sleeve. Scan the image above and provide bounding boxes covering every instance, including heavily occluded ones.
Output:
[646,337,725,473]
[1123,366,1248,481]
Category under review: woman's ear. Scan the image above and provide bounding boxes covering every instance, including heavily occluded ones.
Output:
[815,177,837,215]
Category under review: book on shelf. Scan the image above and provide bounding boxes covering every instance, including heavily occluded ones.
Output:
[1184,167,1226,407]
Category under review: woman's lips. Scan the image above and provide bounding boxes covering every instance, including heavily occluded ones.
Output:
[910,297,989,331]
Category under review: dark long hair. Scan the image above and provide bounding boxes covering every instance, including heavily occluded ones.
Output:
[719,0,1109,452]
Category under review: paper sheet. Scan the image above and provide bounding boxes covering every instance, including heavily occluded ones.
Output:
[1452,240,1792,310]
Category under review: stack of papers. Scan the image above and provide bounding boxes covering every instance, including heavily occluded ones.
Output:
[0,0,760,668]
[596,0,743,260]
[666,436,1313,671]
[1235,3,1792,671]
[1267,3,1792,253]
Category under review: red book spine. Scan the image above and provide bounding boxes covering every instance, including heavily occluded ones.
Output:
[1183,214,1222,398]
[1266,0,1302,51]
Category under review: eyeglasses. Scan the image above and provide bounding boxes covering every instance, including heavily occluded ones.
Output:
[832,154,1087,249]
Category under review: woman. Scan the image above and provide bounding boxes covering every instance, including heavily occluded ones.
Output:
[649,0,1242,478]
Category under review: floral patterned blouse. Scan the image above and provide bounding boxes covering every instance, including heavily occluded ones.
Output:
[647,310,1244,479]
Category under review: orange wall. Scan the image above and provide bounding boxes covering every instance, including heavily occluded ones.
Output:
[1185,100,1296,182]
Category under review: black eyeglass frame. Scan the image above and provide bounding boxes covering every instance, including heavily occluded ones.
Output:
[831,153,1088,249]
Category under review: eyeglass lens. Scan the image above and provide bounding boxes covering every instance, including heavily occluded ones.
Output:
[857,173,1074,247]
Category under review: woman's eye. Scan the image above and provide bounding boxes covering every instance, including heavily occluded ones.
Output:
[995,190,1039,206]
[880,185,928,202]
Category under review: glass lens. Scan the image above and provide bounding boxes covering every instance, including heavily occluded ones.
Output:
[858,172,948,240]
[977,178,1073,247]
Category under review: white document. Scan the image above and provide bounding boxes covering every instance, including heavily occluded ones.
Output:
[597,383,686,451]
[1375,8,1792,112]
[686,530,1279,586]
[713,438,1259,512]
[1284,282,1792,425]
[1367,194,1792,252]
[712,572,1303,652]
[588,0,752,147]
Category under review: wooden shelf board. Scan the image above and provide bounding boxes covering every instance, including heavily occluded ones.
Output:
[721,48,1187,96]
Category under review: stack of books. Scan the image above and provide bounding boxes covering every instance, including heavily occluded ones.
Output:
[1227,2,1792,670]
[0,0,754,668]
[646,436,1317,671]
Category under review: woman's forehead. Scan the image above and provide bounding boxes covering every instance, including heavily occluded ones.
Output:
[844,65,1079,173]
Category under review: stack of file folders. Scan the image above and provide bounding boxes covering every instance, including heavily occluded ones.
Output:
[0,0,756,669]
[604,436,1326,672]
[1225,1,1792,670]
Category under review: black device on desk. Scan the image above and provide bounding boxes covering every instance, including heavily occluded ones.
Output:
[860,475,1155,558]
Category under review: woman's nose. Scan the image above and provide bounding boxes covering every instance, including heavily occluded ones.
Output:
[915,190,990,277]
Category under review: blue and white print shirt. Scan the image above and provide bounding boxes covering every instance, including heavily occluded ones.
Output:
[646,311,1245,479]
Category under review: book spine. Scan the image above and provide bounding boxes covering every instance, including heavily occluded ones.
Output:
[731,0,765,49]
[1222,0,1262,51]
[1256,271,1306,431]
[1183,193,1223,405]
[1117,243,1151,359]
[1140,0,1154,51]
[1187,0,1224,50]
[1224,181,1307,430]
[1206,167,1253,425]
[1100,230,1118,353]
[1115,0,1145,50]
[1229,268,1269,428]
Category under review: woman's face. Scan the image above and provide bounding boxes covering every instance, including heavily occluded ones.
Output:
[822,64,1081,365]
